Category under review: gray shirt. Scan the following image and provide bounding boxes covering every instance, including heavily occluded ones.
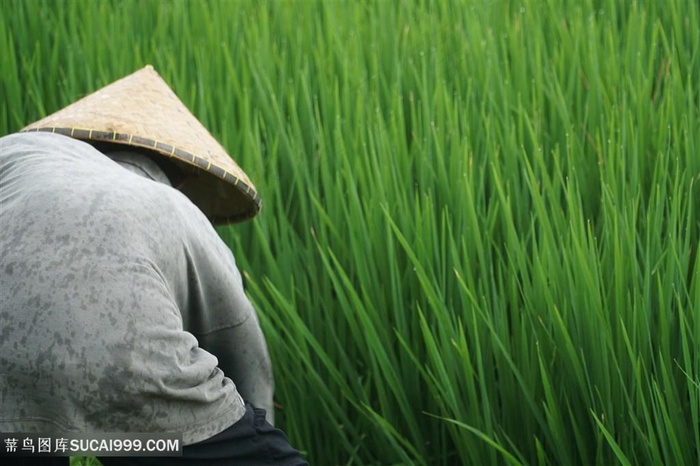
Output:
[0,132,271,444]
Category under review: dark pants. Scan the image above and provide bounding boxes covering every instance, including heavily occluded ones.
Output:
[5,405,308,466]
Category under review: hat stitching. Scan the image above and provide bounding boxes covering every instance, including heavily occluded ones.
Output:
[21,126,262,214]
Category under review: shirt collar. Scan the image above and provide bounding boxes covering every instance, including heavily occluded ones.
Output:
[105,151,172,187]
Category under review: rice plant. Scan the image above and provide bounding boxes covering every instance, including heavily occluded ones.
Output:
[2,0,698,464]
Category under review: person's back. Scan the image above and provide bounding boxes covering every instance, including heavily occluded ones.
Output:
[1,131,246,443]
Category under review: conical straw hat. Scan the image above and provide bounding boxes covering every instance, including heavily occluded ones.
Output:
[21,65,260,224]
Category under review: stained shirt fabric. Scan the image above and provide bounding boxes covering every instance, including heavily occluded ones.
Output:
[0,132,253,445]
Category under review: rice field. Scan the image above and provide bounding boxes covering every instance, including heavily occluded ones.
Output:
[2,1,699,465]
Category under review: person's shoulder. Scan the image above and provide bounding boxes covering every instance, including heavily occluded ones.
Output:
[1,131,95,154]
[110,172,215,241]
[0,132,112,178]
[168,188,221,239]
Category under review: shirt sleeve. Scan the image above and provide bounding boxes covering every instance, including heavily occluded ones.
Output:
[159,185,274,422]
[172,201,255,335]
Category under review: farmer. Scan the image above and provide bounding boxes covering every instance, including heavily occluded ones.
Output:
[0,66,308,465]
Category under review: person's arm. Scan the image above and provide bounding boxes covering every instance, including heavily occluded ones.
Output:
[197,308,275,425]
[177,213,276,425]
